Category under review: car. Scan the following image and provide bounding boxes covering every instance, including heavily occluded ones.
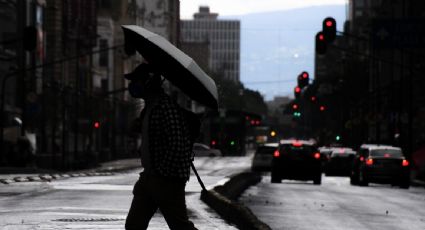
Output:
[3,116,37,167]
[271,139,322,184]
[350,144,410,188]
[318,146,337,169]
[193,143,222,157]
[251,143,278,172]
[325,147,356,176]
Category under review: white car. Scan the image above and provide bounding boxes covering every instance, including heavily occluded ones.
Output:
[251,143,279,171]
[193,143,222,157]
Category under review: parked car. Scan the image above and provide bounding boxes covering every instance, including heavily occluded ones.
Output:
[350,144,410,188]
[3,117,37,167]
[271,139,322,184]
[325,147,356,176]
[251,143,278,172]
[193,143,222,157]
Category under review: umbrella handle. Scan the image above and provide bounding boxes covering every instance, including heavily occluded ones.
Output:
[191,161,207,191]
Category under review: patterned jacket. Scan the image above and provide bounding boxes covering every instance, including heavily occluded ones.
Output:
[148,93,193,181]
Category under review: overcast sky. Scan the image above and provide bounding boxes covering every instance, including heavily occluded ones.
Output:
[180,0,347,100]
[180,0,347,19]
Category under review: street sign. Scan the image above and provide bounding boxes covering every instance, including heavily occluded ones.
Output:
[372,19,425,48]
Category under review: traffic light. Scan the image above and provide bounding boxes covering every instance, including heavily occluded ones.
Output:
[292,103,301,117]
[310,96,317,102]
[323,17,336,43]
[294,86,301,98]
[298,71,309,88]
[336,135,341,141]
[23,26,37,51]
[319,105,326,111]
[270,131,276,137]
[315,32,327,55]
[93,121,100,129]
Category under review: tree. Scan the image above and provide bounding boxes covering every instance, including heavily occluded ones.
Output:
[211,71,268,116]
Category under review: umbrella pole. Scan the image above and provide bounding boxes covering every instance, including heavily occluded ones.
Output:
[191,161,207,191]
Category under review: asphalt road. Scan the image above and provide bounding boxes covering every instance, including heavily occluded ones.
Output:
[0,156,251,229]
[240,174,425,230]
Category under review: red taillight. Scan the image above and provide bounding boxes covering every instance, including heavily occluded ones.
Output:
[314,152,321,159]
[273,150,280,158]
[402,159,409,167]
[366,158,373,166]
[384,153,390,158]
[360,156,365,162]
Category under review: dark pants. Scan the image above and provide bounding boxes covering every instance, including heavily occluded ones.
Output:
[125,172,197,230]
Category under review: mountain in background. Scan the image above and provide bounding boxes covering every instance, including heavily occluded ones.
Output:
[222,5,346,100]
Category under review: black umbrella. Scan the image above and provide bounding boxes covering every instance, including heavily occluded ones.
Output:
[122,25,218,110]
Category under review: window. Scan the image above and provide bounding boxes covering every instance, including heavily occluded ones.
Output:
[371,149,403,157]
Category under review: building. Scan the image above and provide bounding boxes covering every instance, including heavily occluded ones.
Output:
[180,6,240,82]
[0,0,182,169]
[330,0,425,154]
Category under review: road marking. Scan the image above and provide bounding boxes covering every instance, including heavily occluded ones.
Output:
[53,184,133,191]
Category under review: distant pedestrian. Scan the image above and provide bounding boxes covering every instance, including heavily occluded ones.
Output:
[124,63,198,230]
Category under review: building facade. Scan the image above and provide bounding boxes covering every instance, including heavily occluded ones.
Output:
[313,0,425,157]
[180,6,240,82]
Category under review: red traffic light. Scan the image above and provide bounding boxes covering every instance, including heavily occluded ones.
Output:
[94,121,100,129]
[295,86,301,93]
[298,71,309,88]
[292,104,299,110]
[311,96,316,102]
[322,17,336,43]
[316,32,327,54]
[319,105,326,111]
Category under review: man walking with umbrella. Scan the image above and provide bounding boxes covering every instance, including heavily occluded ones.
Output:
[124,62,198,230]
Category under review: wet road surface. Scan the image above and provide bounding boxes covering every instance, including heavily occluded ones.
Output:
[240,174,425,230]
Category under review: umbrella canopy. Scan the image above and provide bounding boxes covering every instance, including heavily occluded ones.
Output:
[122,25,218,110]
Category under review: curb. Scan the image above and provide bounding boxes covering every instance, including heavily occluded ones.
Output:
[200,172,272,230]
[0,163,141,185]
[411,179,425,187]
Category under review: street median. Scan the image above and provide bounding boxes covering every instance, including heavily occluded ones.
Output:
[200,172,271,230]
